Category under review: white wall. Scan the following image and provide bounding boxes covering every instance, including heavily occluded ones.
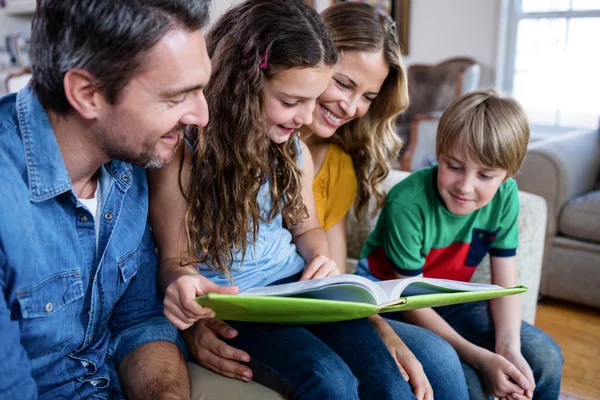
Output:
[1,0,504,87]
[401,0,502,87]
[210,0,503,87]
[0,12,32,42]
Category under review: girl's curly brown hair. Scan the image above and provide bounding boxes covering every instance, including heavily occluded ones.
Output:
[185,0,337,278]
[321,2,409,220]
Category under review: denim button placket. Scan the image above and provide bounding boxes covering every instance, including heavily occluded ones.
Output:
[104,212,113,221]
[80,215,88,223]
[45,302,53,312]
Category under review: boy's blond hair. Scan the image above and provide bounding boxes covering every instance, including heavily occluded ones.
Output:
[436,89,530,177]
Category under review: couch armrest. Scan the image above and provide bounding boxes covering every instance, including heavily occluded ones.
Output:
[471,191,547,324]
[346,170,410,260]
[515,130,600,236]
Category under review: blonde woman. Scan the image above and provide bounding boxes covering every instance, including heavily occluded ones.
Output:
[301,3,469,399]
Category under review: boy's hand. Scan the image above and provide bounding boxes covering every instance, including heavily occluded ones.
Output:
[382,330,433,400]
[300,254,339,280]
[164,273,239,330]
[498,346,535,398]
[479,351,530,398]
[182,319,252,382]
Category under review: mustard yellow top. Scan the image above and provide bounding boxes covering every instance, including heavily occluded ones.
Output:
[313,143,358,231]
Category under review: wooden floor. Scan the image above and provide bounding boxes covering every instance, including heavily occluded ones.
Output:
[535,299,600,400]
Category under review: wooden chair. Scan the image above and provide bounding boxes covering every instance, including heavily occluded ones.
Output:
[396,57,481,171]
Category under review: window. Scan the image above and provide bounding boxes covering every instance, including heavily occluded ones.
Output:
[502,0,600,129]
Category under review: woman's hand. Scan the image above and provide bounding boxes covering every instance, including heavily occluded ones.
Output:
[300,254,339,280]
[370,316,433,400]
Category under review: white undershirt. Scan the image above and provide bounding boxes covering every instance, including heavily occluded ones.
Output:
[78,180,102,254]
[76,180,102,378]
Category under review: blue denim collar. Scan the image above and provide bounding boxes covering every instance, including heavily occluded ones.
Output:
[17,88,73,202]
[16,88,134,201]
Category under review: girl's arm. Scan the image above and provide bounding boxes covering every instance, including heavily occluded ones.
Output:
[293,141,339,280]
[148,146,237,330]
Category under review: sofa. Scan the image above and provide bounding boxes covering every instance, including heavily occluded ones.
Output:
[346,170,548,324]
[514,129,600,308]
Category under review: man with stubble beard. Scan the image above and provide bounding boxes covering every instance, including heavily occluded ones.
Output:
[0,1,224,398]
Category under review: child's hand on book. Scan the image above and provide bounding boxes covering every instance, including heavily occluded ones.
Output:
[300,254,339,281]
[164,273,239,330]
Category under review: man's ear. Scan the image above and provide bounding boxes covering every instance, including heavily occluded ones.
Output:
[63,69,105,119]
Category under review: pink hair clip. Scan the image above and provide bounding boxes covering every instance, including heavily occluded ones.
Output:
[259,52,269,69]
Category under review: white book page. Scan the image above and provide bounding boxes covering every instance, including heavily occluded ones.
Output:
[375,277,504,301]
[241,274,390,305]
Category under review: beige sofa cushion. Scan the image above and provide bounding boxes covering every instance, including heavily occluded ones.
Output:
[346,170,410,260]
[559,190,600,244]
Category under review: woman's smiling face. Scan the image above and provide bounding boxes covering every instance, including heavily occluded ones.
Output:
[307,50,389,138]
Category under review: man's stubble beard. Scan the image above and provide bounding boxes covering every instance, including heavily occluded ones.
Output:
[100,124,185,169]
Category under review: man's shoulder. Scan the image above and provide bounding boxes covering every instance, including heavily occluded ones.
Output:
[0,93,19,139]
[0,94,27,193]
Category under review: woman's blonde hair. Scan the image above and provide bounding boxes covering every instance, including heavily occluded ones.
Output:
[321,2,409,220]
[184,0,337,277]
[436,89,530,177]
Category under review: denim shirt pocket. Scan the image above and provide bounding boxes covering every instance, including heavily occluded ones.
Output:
[16,270,84,357]
[117,241,142,284]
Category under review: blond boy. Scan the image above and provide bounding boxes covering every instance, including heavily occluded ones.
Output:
[358,90,563,399]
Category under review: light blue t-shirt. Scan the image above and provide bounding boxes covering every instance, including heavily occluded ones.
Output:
[197,138,306,291]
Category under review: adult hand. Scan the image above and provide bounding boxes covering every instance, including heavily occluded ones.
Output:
[182,319,253,382]
[382,330,433,400]
[498,346,535,398]
[478,351,530,399]
[300,254,339,280]
[164,273,239,330]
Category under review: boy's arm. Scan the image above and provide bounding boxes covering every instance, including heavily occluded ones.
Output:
[396,273,530,398]
[490,256,535,398]
[293,141,338,280]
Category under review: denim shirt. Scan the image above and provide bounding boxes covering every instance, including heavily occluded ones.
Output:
[0,88,184,399]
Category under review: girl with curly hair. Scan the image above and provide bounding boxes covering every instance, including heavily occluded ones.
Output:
[149,0,415,398]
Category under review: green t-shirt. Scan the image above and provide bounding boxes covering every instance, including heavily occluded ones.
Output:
[358,166,519,282]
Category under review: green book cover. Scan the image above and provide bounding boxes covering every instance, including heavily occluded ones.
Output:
[195,274,527,324]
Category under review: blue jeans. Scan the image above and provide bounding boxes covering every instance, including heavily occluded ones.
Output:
[384,318,469,399]
[418,301,562,400]
[225,318,415,400]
